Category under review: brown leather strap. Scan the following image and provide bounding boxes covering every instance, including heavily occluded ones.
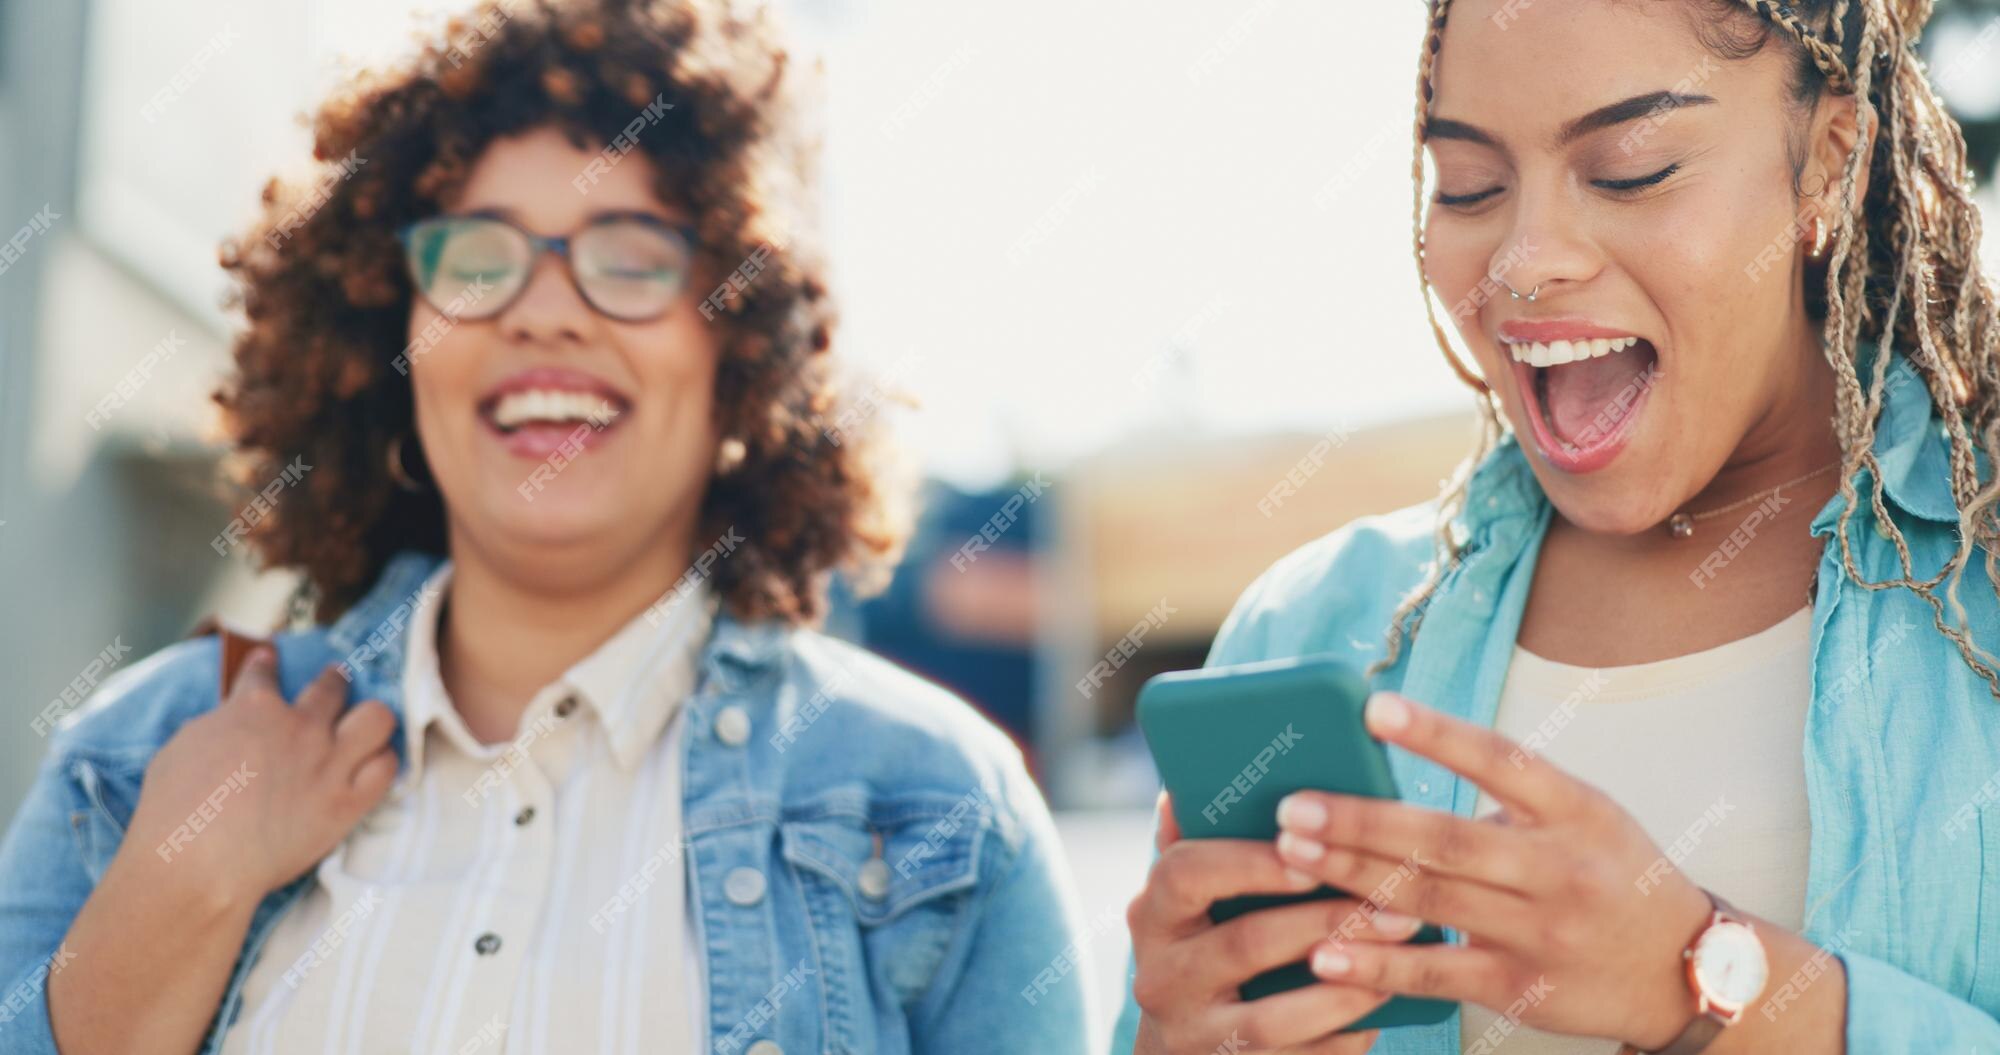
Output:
[187,616,273,701]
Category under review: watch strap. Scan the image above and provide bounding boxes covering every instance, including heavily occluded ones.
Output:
[1638,891,1748,1055]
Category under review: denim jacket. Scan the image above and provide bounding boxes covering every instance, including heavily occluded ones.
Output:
[0,551,1092,1055]
[1114,356,2000,1053]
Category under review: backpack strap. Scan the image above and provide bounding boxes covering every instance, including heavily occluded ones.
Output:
[186,616,274,701]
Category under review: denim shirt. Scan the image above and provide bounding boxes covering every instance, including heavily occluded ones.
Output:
[0,551,1092,1055]
[1114,357,2000,1053]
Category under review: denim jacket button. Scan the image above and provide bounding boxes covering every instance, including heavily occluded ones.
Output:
[725,866,767,906]
[746,1042,783,1055]
[857,858,892,900]
[715,706,751,747]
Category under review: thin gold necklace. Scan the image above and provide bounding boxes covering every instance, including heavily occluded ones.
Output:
[1666,460,1842,539]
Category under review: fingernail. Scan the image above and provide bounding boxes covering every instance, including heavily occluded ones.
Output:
[1367,693,1410,733]
[1276,831,1325,863]
[1371,910,1420,936]
[1277,794,1326,831]
[1312,946,1353,977]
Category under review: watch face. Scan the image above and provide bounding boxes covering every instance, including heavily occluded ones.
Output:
[1691,920,1769,1010]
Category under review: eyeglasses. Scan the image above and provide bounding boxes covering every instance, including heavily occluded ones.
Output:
[397,213,699,323]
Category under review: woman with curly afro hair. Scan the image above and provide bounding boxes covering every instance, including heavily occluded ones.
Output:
[0,2,1092,1053]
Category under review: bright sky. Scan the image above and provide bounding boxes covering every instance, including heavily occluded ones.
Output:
[75,0,1998,491]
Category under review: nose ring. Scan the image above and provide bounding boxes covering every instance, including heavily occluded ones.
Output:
[1501,280,1540,302]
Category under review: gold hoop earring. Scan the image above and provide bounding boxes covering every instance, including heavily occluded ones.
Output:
[1808,217,1830,261]
[714,437,747,476]
[388,435,428,492]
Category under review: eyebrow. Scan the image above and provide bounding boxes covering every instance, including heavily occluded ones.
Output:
[1426,90,1719,149]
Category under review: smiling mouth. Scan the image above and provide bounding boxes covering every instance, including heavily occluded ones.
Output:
[1505,335,1661,471]
[480,388,628,434]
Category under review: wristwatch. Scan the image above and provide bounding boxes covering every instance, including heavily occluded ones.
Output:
[1641,890,1769,1055]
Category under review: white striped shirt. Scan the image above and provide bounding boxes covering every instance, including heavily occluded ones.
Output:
[220,562,711,1055]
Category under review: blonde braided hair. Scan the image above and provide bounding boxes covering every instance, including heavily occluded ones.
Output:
[1382,0,2000,695]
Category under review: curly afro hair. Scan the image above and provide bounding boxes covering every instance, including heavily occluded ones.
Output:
[215,0,912,628]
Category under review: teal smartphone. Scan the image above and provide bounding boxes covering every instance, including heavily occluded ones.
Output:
[1135,655,1456,1032]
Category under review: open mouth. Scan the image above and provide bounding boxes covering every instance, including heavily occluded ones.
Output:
[1505,334,1660,473]
[475,369,634,461]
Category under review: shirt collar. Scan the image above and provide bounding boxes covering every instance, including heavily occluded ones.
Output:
[393,560,719,782]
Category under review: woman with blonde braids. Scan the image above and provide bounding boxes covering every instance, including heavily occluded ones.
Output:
[1115,0,2000,1052]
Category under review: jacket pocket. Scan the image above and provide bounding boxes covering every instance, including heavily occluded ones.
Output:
[778,791,992,1035]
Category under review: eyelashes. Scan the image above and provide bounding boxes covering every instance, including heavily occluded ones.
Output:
[1432,162,1684,207]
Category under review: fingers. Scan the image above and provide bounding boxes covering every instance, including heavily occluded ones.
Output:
[1154,790,1182,853]
[331,701,398,775]
[1364,693,1575,820]
[1276,792,1536,893]
[1222,983,1391,1052]
[1182,895,1424,994]
[348,749,398,804]
[293,664,349,725]
[1308,937,1527,1012]
[1274,838,1537,948]
[1140,838,1319,932]
[225,646,281,708]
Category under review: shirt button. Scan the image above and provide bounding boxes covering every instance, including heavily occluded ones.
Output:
[746,1042,783,1055]
[474,932,501,955]
[715,706,751,747]
[1417,781,1431,795]
[554,695,578,718]
[857,858,892,900]
[514,807,536,827]
[724,866,767,906]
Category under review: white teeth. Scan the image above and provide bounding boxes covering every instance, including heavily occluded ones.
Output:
[490,389,621,429]
[1506,336,1640,368]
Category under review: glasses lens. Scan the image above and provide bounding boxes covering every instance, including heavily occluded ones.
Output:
[572,219,693,321]
[403,217,528,319]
